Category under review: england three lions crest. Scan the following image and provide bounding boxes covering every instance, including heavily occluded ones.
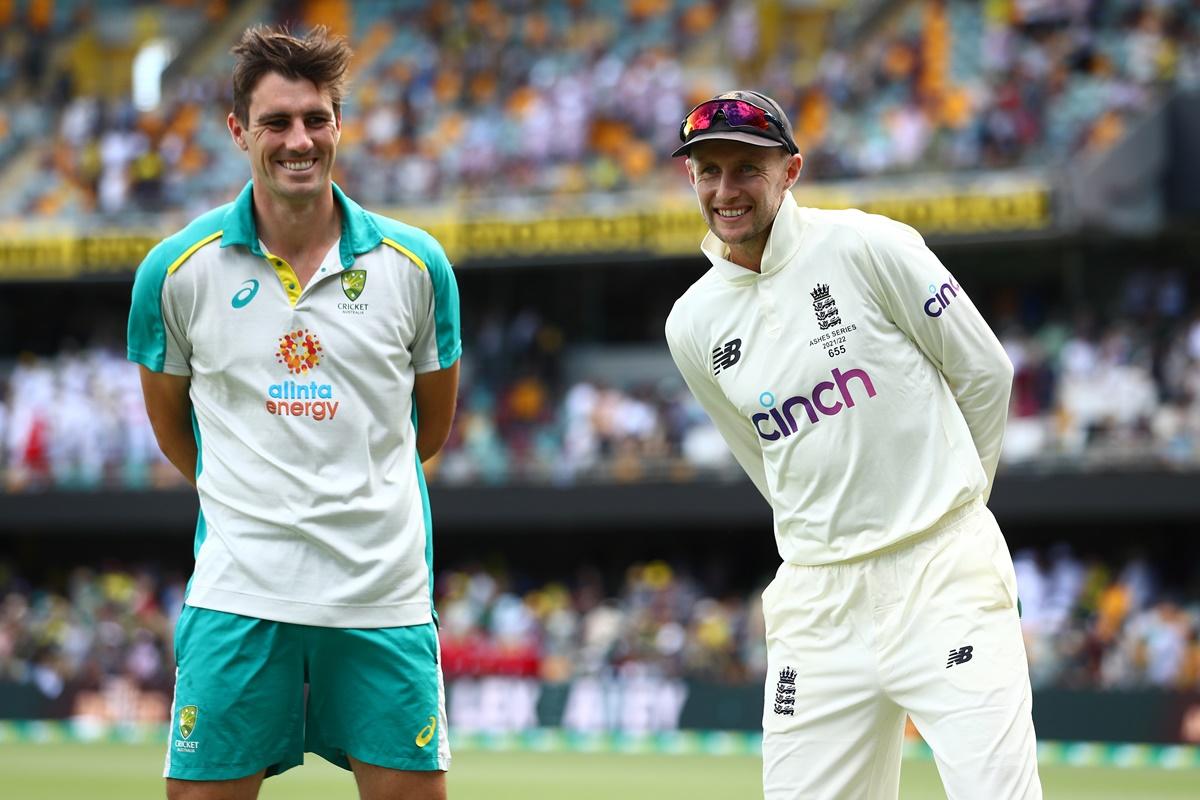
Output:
[811,284,841,330]
[773,667,797,716]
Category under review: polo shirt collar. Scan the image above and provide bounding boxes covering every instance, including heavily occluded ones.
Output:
[701,192,805,282]
[220,181,383,269]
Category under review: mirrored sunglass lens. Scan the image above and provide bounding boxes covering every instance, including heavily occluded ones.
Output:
[684,101,771,137]
[683,105,719,136]
[720,101,771,129]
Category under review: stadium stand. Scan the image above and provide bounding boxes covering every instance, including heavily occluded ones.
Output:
[2,0,1199,755]
[1,0,1196,216]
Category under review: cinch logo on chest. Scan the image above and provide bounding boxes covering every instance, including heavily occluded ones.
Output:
[751,367,877,441]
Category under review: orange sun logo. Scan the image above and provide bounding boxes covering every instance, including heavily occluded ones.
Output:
[277,329,322,375]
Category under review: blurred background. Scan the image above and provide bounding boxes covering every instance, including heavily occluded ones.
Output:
[1,0,1199,793]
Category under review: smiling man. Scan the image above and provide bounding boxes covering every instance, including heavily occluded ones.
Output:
[665,91,1041,800]
[127,26,459,800]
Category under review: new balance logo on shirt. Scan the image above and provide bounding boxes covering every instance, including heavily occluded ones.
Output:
[946,645,974,668]
[712,338,743,375]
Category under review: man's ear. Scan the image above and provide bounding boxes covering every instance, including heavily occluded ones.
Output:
[227,112,248,151]
[784,152,803,189]
[685,158,697,187]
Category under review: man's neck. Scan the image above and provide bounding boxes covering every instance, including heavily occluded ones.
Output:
[254,187,341,258]
[727,233,769,274]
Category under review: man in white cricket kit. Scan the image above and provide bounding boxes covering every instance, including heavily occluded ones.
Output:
[664,90,1042,799]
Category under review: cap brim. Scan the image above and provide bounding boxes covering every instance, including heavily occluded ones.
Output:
[672,131,786,158]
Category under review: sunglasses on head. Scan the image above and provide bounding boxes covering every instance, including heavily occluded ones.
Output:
[679,98,793,150]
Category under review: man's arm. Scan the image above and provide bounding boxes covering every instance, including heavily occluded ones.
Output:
[666,313,771,502]
[861,218,1013,500]
[138,367,197,485]
[413,362,459,463]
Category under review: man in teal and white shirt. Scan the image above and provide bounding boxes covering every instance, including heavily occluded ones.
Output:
[128,26,458,800]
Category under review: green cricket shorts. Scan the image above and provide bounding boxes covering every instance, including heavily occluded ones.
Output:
[163,605,449,781]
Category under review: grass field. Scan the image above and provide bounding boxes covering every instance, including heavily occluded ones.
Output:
[1,743,1198,799]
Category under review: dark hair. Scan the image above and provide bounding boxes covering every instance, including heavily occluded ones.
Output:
[231,25,352,124]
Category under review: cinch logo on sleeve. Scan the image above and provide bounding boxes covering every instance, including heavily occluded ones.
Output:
[751,367,877,441]
[923,274,962,317]
[265,329,340,421]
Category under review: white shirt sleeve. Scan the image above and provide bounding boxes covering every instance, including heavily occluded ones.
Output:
[665,307,771,502]
[859,218,1014,500]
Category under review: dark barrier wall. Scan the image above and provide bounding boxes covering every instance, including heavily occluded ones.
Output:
[1166,89,1200,218]
[6,472,1200,533]
[8,678,1196,745]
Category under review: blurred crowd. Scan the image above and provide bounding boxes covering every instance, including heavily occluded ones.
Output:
[2,274,1200,491]
[0,562,181,720]
[0,0,1197,219]
[1,545,1197,723]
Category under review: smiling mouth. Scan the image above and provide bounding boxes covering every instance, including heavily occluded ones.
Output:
[716,208,748,218]
[280,159,316,171]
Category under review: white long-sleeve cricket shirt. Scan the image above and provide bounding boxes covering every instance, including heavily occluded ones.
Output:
[665,193,1013,565]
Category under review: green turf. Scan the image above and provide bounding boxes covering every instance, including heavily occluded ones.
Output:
[0,742,1196,799]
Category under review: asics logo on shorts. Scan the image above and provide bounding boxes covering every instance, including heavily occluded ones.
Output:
[415,715,437,747]
[946,645,974,668]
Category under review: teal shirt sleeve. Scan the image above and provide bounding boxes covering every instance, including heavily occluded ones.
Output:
[127,241,174,373]
[127,206,225,374]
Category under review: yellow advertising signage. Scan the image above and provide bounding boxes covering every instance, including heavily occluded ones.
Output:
[0,182,1051,280]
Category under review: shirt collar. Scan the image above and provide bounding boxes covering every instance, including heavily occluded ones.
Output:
[700,192,805,282]
[220,181,383,268]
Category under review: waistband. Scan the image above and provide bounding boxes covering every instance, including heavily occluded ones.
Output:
[806,495,986,567]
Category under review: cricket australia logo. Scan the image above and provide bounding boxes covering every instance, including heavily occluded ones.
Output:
[712,338,743,375]
[773,667,797,716]
[173,704,201,752]
[179,705,197,739]
[811,284,841,330]
[946,645,974,668]
[341,269,366,301]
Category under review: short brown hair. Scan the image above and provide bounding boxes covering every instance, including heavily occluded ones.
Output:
[231,25,353,124]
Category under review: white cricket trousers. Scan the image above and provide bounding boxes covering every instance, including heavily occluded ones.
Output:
[761,497,1042,800]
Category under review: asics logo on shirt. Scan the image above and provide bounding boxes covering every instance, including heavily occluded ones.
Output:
[923,275,962,318]
[751,367,877,441]
[231,279,260,308]
[712,338,743,375]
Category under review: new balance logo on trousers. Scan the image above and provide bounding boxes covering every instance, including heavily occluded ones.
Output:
[946,645,974,668]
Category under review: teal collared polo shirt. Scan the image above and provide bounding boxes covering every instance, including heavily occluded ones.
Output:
[128,182,460,627]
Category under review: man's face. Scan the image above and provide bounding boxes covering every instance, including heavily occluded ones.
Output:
[227,72,341,205]
[686,140,802,251]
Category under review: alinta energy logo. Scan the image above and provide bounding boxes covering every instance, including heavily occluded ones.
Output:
[266,329,340,421]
